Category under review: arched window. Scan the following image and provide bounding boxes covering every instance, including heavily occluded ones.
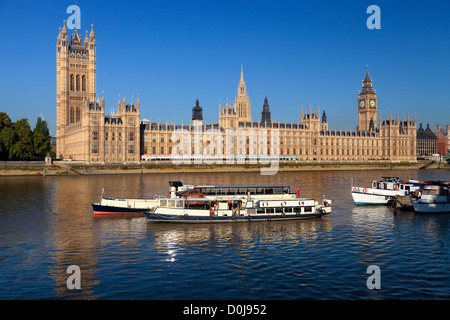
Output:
[70,107,75,123]
[82,76,86,92]
[76,107,81,122]
[70,75,74,91]
[76,75,80,91]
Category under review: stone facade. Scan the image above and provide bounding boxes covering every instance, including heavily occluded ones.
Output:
[57,25,417,163]
[56,22,140,162]
[141,67,417,163]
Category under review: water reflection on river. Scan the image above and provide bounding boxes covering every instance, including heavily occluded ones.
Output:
[0,169,449,299]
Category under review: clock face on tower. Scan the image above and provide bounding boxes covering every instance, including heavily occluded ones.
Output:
[370,99,376,108]
[359,100,365,108]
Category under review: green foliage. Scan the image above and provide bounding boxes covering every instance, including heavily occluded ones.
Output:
[33,131,50,159]
[0,113,53,160]
[10,118,34,160]
[35,117,51,141]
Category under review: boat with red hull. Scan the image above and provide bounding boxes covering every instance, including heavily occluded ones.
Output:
[92,203,148,216]
[92,181,303,216]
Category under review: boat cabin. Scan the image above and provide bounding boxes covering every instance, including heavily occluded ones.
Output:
[186,185,290,196]
[371,177,417,194]
[157,196,244,211]
[421,186,450,200]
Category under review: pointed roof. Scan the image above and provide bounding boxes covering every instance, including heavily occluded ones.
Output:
[240,64,244,82]
[363,65,372,83]
[359,65,375,95]
[192,98,203,121]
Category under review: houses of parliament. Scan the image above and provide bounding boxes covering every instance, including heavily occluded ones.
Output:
[56,22,417,163]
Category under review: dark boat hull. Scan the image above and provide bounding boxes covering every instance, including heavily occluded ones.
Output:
[92,204,145,216]
[144,211,329,223]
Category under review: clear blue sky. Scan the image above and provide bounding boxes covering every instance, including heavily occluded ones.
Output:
[1,0,449,135]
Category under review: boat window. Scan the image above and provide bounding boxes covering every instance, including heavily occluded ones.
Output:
[160,199,167,207]
[275,207,283,213]
[257,209,265,214]
[384,183,388,190]
[304,206,313,212]
[256,188,263,194]
[282,187,290,194]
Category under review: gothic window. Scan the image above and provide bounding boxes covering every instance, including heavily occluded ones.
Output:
[70,75,74,91]
[129,132,134,142]
[76,75,80,91]
[76,108,80,122]
[70,107,75,123]
[82,76,86,92]
[92,131,98,141]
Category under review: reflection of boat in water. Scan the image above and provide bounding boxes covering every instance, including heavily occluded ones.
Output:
[412,186,450,213]
[351,177,421,205]
[144,195,332,223]
[92,181,309,216]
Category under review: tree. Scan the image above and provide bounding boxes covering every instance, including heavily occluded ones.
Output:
[10,119,34,160]
[0,112,14,160]
[33,131,50,159]
[35,117,51,141]
[33,117,52,159]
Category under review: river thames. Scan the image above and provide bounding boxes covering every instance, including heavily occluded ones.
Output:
[1,169,450,300]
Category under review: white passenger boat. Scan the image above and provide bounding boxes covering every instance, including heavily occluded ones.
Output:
[351,177,421,205]
[412,186,450,213]
[144,195,333,223]
[92,181,301,216]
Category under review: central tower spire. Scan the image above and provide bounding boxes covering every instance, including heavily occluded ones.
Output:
[234,65,251,122]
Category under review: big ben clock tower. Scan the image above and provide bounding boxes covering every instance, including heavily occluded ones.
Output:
[358,66,377,131]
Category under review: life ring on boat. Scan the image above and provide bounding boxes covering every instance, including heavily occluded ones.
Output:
[352,187,358,192]
[363,188,367,193]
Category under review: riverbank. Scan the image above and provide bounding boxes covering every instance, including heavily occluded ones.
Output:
[1,160,448,176]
